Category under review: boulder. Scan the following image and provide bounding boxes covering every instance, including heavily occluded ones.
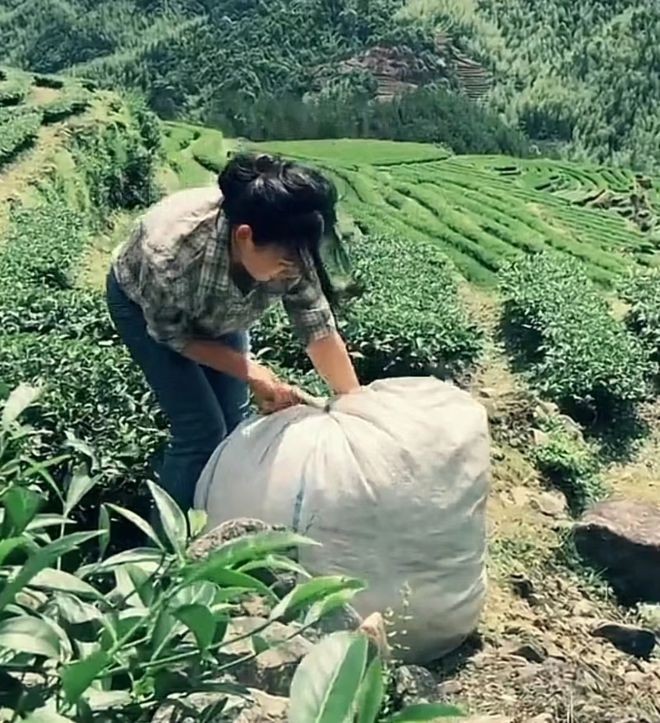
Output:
[573,500,660,602]
[187,518,285,561]
[591,622,656,659]
[393,665,438,706]
[222,617,312,697]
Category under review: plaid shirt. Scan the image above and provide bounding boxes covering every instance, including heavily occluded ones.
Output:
[112,186,336,352]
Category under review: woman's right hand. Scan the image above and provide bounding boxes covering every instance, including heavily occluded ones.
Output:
[247,362,302,414]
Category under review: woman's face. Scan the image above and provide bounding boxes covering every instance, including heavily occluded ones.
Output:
[232,224,300,282]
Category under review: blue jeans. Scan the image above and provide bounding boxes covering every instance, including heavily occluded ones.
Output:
[106,269,250,511]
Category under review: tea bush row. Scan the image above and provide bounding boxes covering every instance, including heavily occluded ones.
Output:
[254,232,484,384]
[622,270,660,365]
[0,110,42,166]
[500,253,655,422]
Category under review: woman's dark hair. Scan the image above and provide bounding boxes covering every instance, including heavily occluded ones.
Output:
[218,151,338,305]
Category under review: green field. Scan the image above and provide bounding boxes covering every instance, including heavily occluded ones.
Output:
[163,127,660,288]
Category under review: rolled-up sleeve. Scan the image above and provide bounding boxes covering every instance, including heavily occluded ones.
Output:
[282,271,336,347]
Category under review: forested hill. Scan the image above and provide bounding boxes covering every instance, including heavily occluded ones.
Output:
[0,0,659,171]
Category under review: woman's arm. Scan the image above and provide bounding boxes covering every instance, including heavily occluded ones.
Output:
[183,340,298,410]
[307,331,360,395]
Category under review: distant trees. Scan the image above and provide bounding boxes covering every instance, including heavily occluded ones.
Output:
[404,0,660,170]
[1,0,657,168]
[205,86,530,156]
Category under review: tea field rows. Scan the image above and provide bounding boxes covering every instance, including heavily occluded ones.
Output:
[269,143,659,287]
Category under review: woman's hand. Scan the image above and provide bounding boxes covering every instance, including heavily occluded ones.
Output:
[247,362,304,414]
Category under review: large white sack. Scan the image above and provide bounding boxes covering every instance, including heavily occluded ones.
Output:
[194,377,490,663]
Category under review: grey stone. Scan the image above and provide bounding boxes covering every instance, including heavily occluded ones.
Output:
[503,641,547,664]
[187,518,285,561]
[223,617,312,697]
[591,622,656,659]
[533,491,567,518]
[393,664,438,705]
[574,499,660,603]
[151,688,287,723]
[531,429,550,447]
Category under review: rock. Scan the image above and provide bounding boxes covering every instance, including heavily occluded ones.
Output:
[393,665,438,705]
[533,491,567,518]
[591,622,656,659]
[187,518,285,561]
[557,414,583,439]
[573,500,660,602]
[235,690,288,722]
[223,617,312,696]
[526,715,553,723]
[510,486,531,507]
[509,573,535,601]
[532,429,550,447]
[463,717,513,723]
[638,604,660,634]
[151,689,287,723]
[533,400,559,419]
[491,445,505,462]
[502,641,547,664]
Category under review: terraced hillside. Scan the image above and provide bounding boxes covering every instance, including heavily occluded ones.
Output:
[228,138,660,287]
[1,88,660,721]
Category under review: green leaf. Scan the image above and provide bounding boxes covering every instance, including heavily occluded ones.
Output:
[0,536,30,565]
[357,657,385,723]
[98,504,110,559]
[1,486,42,536]
[252,634,270,655]
[107,503,163,549]
[188,565,276,601]
[0,530,100,612]
[1,383,42,430]
[203,530,319,569]
[289,632,369,723]
[271,576,365,621]
[27,514,72,531]
[63,432,99,469]
[91,547,165,574]
[175,603,216,651]
[29,567,101,598]
[0,616,61,659]
[239,553,312,579]
[387,703,466,721]
[147,480,188,555]
[304,588,364,627]
[55,593,102,625]
[187,508,207,538]
[61,649,110,704]
[64,467,98,514]
[125,563,155,606]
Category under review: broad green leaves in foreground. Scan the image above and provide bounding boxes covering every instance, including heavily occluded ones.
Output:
[290,632,464,723]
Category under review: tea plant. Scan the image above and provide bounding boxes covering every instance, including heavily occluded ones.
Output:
[0,386,462,723]
[622,270,660,365]
[532,416,605,516]
[500,252,655,423]
[254,233,483,382]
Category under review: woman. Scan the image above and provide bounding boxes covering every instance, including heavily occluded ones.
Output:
[107,152,360,511]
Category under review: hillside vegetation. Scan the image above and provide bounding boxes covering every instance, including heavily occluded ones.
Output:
[1,65,660,720]
[1,0,658,169]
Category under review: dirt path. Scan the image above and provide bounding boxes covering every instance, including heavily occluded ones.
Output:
[432,286,660,722]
